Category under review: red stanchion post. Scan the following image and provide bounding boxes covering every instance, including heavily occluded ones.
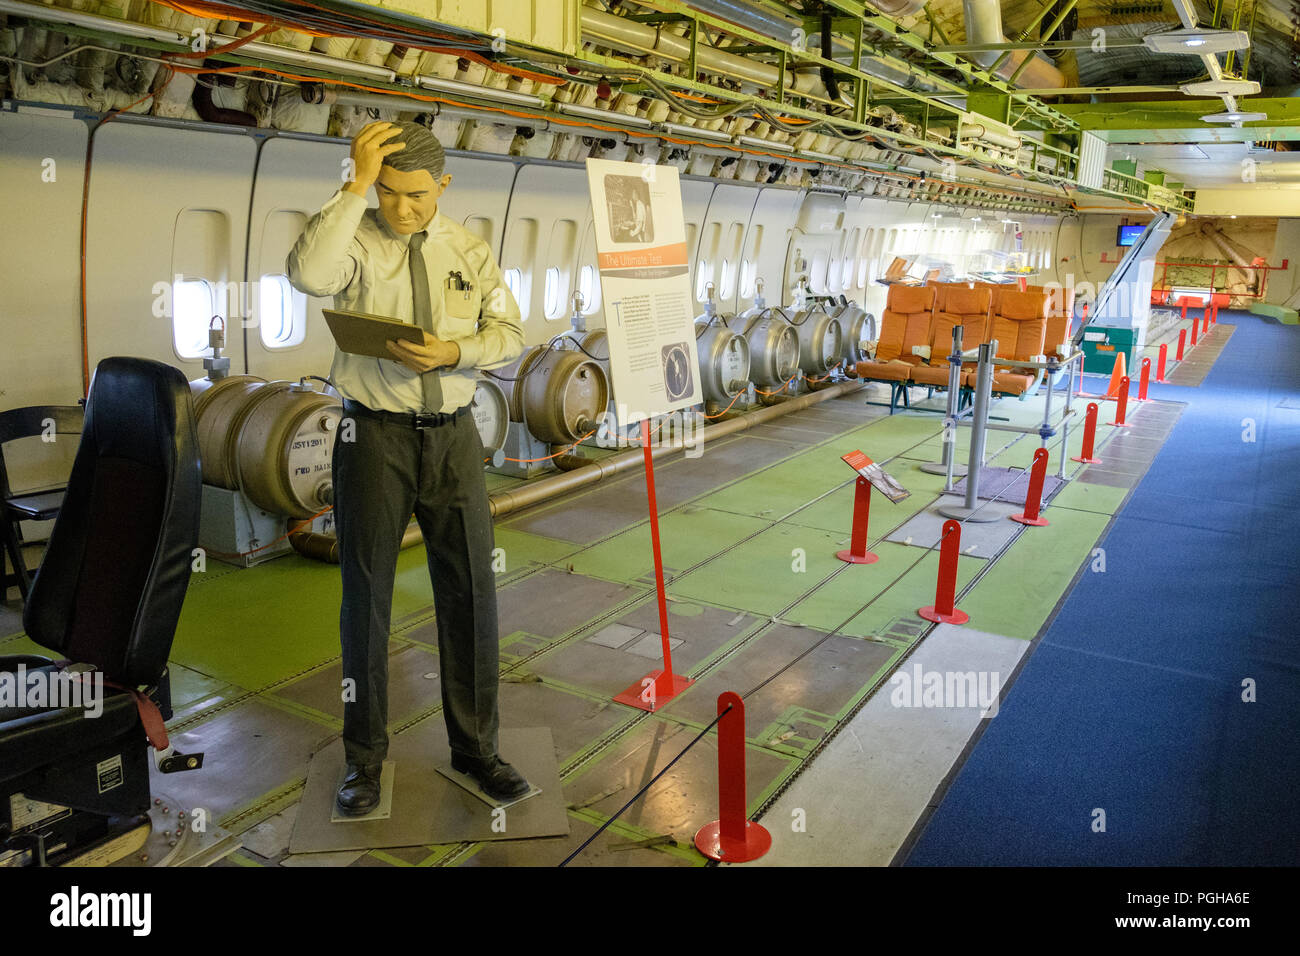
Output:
[1112,376,1131,427]
[1138,357,1151,400]
[836,476,879,565]
[1011,448,1051,527]
[613,419,694,711]
[1176,328,1187,360]
[1190,312,1200,346]
[919,520,970,625]
[1156,343,1168,382]
[1204,311,1212,335]
[1071,402,1102,464]
[694,692,772,863]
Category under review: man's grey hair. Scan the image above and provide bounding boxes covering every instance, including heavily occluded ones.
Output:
[381,121,446,179]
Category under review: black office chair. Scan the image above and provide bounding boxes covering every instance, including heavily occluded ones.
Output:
[0,403,84,601]
[0,357,205,866]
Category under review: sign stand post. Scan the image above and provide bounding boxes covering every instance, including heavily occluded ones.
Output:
[613,418,694,711]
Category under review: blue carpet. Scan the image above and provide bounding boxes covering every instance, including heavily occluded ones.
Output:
[905,314,1300,866]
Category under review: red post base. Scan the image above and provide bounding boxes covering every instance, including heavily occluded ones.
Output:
[836,549,880,564]
[919,605,971,625]
[694,819,773,863]
[614,670,694,712]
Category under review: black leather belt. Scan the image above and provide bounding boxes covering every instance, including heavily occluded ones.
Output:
[342,398,468,429]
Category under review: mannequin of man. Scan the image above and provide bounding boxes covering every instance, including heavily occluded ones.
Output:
[287,121,527,813]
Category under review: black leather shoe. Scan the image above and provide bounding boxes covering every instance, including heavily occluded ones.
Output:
[336,763,382,816]
[451,752,530,801]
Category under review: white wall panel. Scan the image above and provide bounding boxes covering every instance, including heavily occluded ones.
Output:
[0,110,87,492]
[84,124,255,376]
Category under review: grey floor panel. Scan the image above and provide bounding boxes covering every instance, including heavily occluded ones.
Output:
[289,726,568,853]
[888,499,1022,556]
[528,600,756,698]
[561,717,794,845]
[1076,465,1139,488]
[748,623,1030,866]
[507,484,656,543]
[150,700,335,824]
[496,679,631,762]
[273,643,441,727]
[494,569,642,641]
[457,814,694,866]
[660,626,898,744]
[951,466,1065,507]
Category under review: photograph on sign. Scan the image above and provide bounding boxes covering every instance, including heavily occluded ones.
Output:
[860,461,910,503]
[842,450,911,503]
[586,158,701,423]
[605,174,654,243]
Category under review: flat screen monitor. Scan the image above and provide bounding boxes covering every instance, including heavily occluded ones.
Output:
[1117,224,1144,247]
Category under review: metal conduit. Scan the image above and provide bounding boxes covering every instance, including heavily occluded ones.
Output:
[291,380,865,561]
[961,0,1067,89]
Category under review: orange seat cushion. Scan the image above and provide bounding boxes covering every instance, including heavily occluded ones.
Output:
[856,359,914,382]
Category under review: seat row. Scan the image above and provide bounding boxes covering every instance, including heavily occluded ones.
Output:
[854,281,1075,412]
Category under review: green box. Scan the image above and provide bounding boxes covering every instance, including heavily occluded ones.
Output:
[1080,325,1137,376]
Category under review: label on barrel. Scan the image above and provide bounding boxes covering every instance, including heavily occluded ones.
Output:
[841,450,910,503]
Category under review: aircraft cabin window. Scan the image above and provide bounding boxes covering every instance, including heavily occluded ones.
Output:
[577,264,600,313]
[543,266,564,320]
[258,274,305,349]
[719,258,734,299]
[740,257,756,298]
[503,267,528,322]
[695,259,710,302]
[172,277,217,359]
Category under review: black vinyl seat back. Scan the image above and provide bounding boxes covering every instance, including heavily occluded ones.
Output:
[21,357,201,687]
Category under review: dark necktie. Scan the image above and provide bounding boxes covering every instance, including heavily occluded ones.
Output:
[407,230,443,413]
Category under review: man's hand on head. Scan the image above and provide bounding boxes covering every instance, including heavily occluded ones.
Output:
[386,331,460,373]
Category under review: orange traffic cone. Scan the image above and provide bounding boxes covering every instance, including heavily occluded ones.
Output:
[1105,351,1127,399]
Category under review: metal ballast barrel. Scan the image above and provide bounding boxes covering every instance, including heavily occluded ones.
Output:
[189,375,342,517]
[789,299,844,376]
[738,304,800,387]
[695,315,751,405]
[833,300,877,364]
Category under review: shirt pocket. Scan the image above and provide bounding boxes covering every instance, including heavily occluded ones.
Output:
[442,285,480,334]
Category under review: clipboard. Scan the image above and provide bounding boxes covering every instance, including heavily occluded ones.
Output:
[323,308,424,359]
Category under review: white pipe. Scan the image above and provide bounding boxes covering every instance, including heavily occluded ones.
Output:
[961,0,1066,89]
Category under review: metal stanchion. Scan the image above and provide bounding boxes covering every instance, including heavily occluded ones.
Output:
[920,324,968,479]
[938,341,1002,523]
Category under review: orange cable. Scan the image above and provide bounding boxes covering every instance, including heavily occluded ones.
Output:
[499,429,597,463]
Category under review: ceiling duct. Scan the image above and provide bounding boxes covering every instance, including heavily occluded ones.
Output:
[961,0,1067,89]
[665,1,944,93]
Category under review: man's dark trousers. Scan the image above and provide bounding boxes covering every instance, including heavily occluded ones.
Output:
[333,404,499,767]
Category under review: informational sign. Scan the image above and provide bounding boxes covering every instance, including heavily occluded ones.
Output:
[841,450,910,503]
[585,158,701,423]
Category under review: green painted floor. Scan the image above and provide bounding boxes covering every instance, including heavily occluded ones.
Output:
[0,379,1177,867]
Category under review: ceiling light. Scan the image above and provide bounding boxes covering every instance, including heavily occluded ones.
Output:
[1179,79,1261,97]
[1201,111,1268,123]
[555,102,650,126]
[418,75,543,107]
[1143,28,1251,55]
